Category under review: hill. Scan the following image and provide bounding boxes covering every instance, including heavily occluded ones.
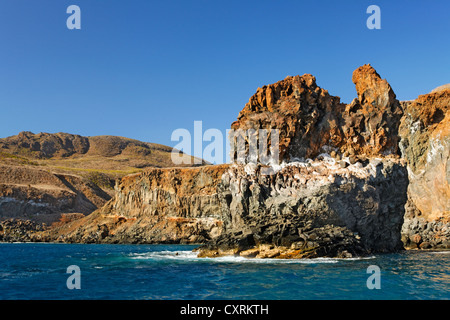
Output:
[0,131,204,223]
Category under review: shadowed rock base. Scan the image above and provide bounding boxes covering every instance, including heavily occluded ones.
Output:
[196,225,366,259]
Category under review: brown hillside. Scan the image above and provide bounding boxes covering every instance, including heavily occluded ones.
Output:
[0,131,204,223]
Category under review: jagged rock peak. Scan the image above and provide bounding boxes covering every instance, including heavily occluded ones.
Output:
[352,64,397,108]
[231,64,403,162]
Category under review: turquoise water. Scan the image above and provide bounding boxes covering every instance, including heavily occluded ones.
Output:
[0,243,448,300]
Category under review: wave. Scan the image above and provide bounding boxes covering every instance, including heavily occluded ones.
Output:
[129,250,199,261]
[128,250,376,264]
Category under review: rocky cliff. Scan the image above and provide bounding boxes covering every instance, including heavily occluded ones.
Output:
[231,64,403,162]
[40,64,414,259]
[5,65,448,256]
[43,165,228,244]
[399,87,450,249]
[45,157,408,259]
[196,158,407,258]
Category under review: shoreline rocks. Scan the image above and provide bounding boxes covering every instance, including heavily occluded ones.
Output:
[196,225,365,259]
[231,64,403,164]
[0,219,49,242]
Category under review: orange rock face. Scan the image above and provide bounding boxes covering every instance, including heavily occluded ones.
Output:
[231,64,403,162]
[348,64,403,156]
[231,74,345,161]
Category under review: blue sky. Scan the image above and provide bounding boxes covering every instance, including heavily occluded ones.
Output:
[0,0,449,158]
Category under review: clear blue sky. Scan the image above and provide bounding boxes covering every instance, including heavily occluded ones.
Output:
[0,0,449,155]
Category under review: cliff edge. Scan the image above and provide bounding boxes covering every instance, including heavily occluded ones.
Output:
[399,87,450,249]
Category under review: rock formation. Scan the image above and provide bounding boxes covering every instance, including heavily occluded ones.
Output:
[0,219,48,242]
[44,165,229,244]
[196,158,407,258]
[3,64,448,256]
[231,64,403,162]
[46,158,407,259]
[399,88,450,249]
[40,64,414,259]
[231,73,345,162]
[196,64,409,258]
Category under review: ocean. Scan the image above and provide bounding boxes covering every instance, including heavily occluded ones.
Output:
[0,243,448,300]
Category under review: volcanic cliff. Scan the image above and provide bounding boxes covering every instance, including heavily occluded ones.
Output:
[4,65,448,256]
[399,86,450,249]
[35,64,418,259]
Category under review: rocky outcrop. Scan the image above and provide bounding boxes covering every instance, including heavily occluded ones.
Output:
[196,158,407,258]
[0,219,48,242]
[399,88,450,249]
[231,64,403,162]
[231,73,345,162]
[226,65,448,252]
[46,158,408,259]
[348,65,403,156]
[45,165,229,244]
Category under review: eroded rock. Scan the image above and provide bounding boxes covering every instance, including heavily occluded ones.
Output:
[399,89,450,249]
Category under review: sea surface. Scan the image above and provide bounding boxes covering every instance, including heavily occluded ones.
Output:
[0,243,448,300]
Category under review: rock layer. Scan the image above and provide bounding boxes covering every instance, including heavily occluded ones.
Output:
[46,165,229,244]
[0,164,111,223]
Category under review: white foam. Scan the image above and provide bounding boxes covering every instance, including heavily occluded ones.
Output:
[429,251,450,254]
[128,251,376,264]
[129,250,199,261]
